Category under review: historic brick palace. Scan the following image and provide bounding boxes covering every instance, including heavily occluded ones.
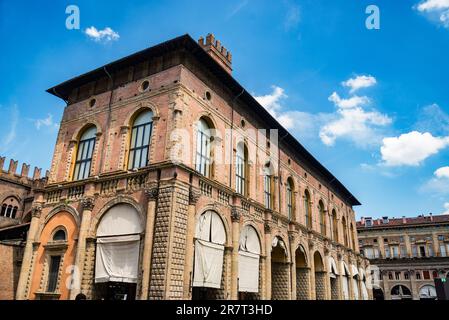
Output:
[2,34,371,300]
[358,214,449,300]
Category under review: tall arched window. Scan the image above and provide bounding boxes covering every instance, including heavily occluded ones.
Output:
[73,126,97,181]
[236,142,247,196]
[196,118,212,177]
[0,197,19,219]
[319,201,326,235]
[286,178,294,220]
[263,164,273,209]
[342,216,348,247]
[304,190,312,229]
[332,210,338,241]
[350,223,356,250]
[128,110,153,170]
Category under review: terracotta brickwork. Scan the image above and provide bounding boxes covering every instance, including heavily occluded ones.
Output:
[11,34,370,300]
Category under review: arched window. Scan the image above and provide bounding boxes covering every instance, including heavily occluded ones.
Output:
[263,164,273,209]
[319,201,326,235]
[332,210,338,241]
[350,223,356,250]
[238,225,261,293]
[236,142,247,196]
[342,216,348,247]
[128,110,153,170]
[195,118,212,177]
[53,229,66,241]
[286,178,294,220]
[304,190,312,229]
[73,126,97,181]
[0,197,20,219]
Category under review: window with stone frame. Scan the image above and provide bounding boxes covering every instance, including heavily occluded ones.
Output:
[195,118,213,177]
[286,177,294,221]
[235,142,248,196]
[319,201,326,235]
[415,271,421,280]
[263,165,273,210]
[304,190,312,229]
[127,110,153,170]
[73,126,97,181]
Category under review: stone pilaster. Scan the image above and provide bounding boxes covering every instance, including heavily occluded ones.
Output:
[183,186,200,299]
[16,204,42,300]
[264,222,272,299]
[230,207,241,300]
[140,184,158,300]
[289,232,297,300]
[70,196,95,299]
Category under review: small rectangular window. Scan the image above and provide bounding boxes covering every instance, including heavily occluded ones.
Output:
[423,270,430,280]
[47,255,61,292]
[395,272,401,280]
[416,272,421,280]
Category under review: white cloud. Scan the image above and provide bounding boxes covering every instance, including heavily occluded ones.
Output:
[328,92,370,109]
[415,0,449,28]
[85,26,120,43]
[417,0,449,11]
[380,131,449,166]
[284,2,301,30]
[443,202,449,214]
[320,91,391,147]
[34,114,59,130]
[255,86,291,127]
[435,166,449,178]
[342,75,377,93]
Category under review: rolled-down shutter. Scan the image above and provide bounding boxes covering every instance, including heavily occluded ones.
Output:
[193,211,226,288]
[95,235,140,283]
[238,226,261,293]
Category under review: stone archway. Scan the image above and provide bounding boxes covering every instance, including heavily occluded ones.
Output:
[313,251,326,300]
[391,285,412,300]
[271,236,289,300]
[295,245,309,300]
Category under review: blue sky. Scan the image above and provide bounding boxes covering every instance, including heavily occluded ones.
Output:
[1,0,449,219]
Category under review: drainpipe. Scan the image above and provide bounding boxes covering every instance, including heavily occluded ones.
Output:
[98,66,114,173]
[228,88,245,188]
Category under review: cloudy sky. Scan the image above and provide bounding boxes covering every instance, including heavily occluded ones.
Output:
[1,0,449,219]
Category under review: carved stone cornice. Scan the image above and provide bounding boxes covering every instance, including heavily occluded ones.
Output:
[31,205,43,218]
[81,197,95,211]
[189,187,201,205]
[144,183,159,201]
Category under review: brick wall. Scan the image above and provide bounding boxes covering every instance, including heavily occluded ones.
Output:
[0,242,24,299]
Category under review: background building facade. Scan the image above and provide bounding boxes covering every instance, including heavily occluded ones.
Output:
[0,157,47,299]
[358,214,449,300]
[14,34,370,300]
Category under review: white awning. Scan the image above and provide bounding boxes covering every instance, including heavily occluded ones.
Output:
[352,277,360,300]
[351,264,359,277]
[340,261,350,276]
[328,257,339,276]
[238,226,261,293]
[342,276,350,300]
[195,211,226,245]
[96,203,143,237]
[361,281,369,300]
[271,236,287,255]
[95,234,140,283]
[193,239,224,288]
[238,251,259,293]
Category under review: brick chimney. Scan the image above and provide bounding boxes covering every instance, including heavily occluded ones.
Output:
[198,33,232,74]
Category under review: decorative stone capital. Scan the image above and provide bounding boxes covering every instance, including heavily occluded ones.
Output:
[144,184,159,201]
[231,207,241,223]
[81,197,95,211]
[31,205,43,218]
[189,187,201,205]
[288,232,295,243]
[264,222,271,234]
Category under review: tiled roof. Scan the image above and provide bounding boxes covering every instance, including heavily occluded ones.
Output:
[357,214,449,229]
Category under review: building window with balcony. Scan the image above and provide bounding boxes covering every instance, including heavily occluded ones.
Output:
[385,246,391,258]
[440,244,447,257]
[428,244,434,257]
[416,271,421,280]
[319,200,326,235]
[195,118,213,177]
[391,246,399,258]
[412,245,418,258]
[395,272,401,280]
[388,272,393,280]
[423,270,431,280]
[286,177,294,220]
[404,272,409,280]
[304,190,312,229]
[419,246,426,257]
[400,245,407,258]
[73,126,97,181]
[127,110,153,170]
[235,142,247,196]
